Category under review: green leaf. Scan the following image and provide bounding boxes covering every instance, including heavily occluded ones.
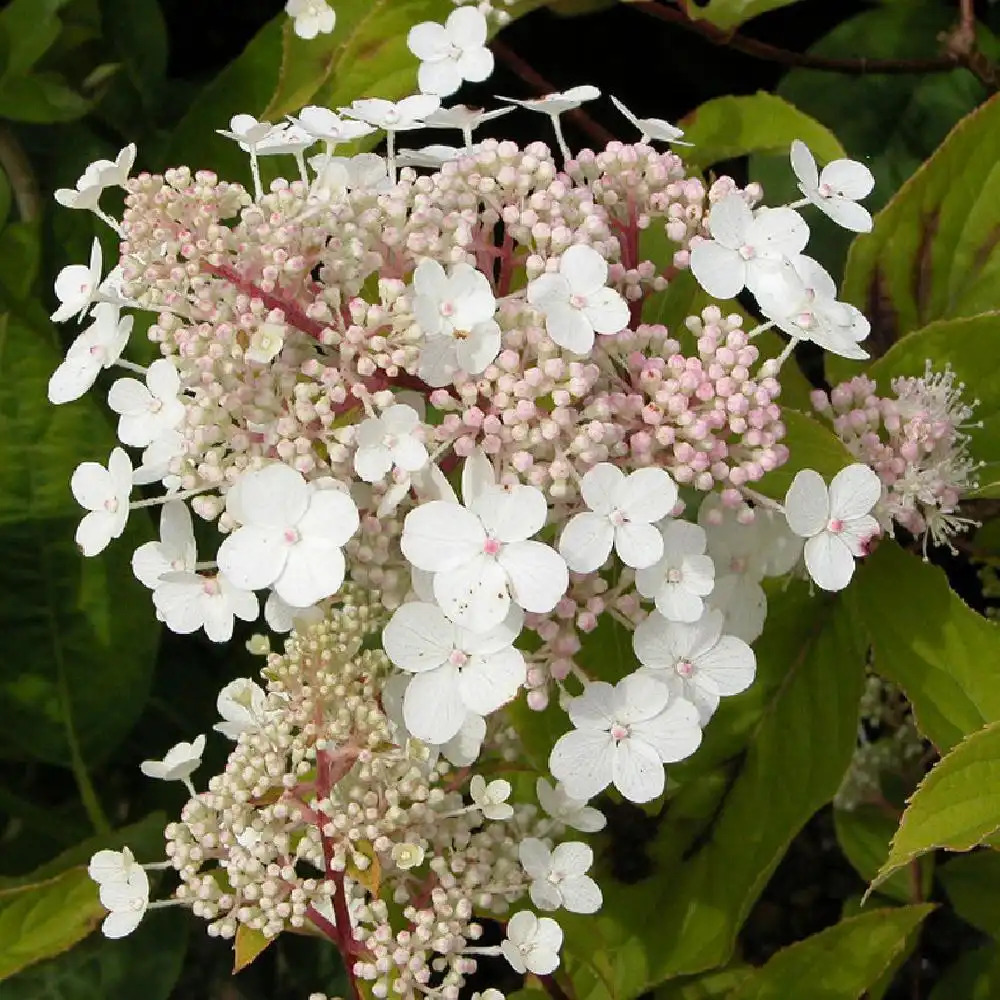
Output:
[97,0,167,108]
[0,72,90,123]
[873,721,1000,889]
[0,906,188,999]
[929,944,1000,1000]
[842,90,1000,355]
[0,868,104,981]
[834,806,928,905]
[940,851,1000,937]
[0,309,158,766]
[680,0,803,32]
[0,164,11,230]
[725,905,933,1000]
[0,222,41,300]
[754,408,853,501]
[678,92,845,174]
[654,967,751,998]
[596,585,866,984]
[847,543,1000,752]
[234,923,273,972]
[0,0,72,78]
[752,0,988,294]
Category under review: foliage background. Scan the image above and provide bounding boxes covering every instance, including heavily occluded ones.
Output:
[5,0,1000,997]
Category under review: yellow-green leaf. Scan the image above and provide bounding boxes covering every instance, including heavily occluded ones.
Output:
[233,923,273,973]
[873,721,1000,891]
[0,868,104,981]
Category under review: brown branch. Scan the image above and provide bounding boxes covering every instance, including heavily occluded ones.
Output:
[631,0,999,88]
[0,124,41,223]
[490,39,615,148]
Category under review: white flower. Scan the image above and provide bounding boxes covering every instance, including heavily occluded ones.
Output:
[559,463,677,572]
[131,501,196,590]
[132,429,184,488]
[753,256,870,360]
[408,7,494,97]
[442,712,487,767]
[217,114,280,149]
[290,107,374,144]
[634,520,715,622]
[519,838,602,914]
[245,322,287,364]
[354,404,428,483]
[341,95,441,132]
[790,140,874,233]
[54,145,136,210]
[633,608,756,724]
[689,194,809,300]
[285,0,335,40]
[401,480,569,632]
[214,678,268,740]
[411,259,501,385]
[501,911,563,976]
[472,991,505,1000]
[536,778,606,833]
[71,447,132,556]
[498,85,600,118]
[783,464,882,592]
[609,95,690,146]
[382,602,525,743]
[140,735,206,793]
[549,673,701,804]
[98,864,149,939]
[252,123,316,157]
[88,846,142,887]
[107,359,185,447]
[309,152,389,192]
[396,144,468,169]
[218,464,360,607]
[527,245,629,354]
[153,570,260,642]
[391,843,425,870]
[470,774,514,820]
[51,237,103,323]
[425,104,513,146]
[48,303,133,404]
[263,590,323,633]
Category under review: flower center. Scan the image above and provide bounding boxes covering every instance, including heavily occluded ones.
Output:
[284,527,301,544]
[104,497,118,513]
[730,555,747,573]
[818,182,833,198]
[170,557,185,570]
[89,345,105,359]
[483,537,501,556]
[384,109,400,125]
[796,310,815,329]
[738,244,755,260]
[666,567,682,583]
[828,518,844,534]
[149,398,163,412]
[610,723,629,741]
[569,293,588,310]
[609,508,626,528]
[448,649,470,668]
[439,300,456,317]
[202,576,221,596]
[675,659,695,678]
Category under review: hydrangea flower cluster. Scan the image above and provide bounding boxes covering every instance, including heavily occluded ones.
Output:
[46,3,980,996]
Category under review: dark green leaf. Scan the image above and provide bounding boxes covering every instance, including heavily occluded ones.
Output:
[847,543,1000,752]
[682,0,804,32]
[97,0,167,108]
[940,851,1000,937]
[929,944,1000,1000]
[0,73,90,124]
[0,0,73,78]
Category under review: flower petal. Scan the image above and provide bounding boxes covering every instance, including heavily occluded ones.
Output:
[828,463,881,522]
[401,500,485,571]
[275,538,346,606]
[821,158,875,200]
[559,512,614,573]
[783,469,830,538]
[561,244,608,295]
[789,139,819,190]
[804,532,856,592]
[433,552,510,631]
[543,301,594,354]
[383,601,454,672]
[689,241,745,300]
[697,635,755,695]
[549,728,615,800]
[630,697,702,762]
[584,287,629,336]
[498,540,568,614]
[612,738,665,803]
[614,521,663,570]
[616,466,678,524]
[707,195,752,247]
[458,646,525,716]
[404,665,467,743]
[217,525,289,591]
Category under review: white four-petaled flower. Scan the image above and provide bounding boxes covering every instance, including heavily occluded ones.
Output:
[214,678,269,739]
[383,602,525,743]
[535,777,606,833]
[48,303,133,404]
[218,464,360,607]
[401,479,569,632]
[549,673,702,804]
[783,464,882,592]
[153,570,260,643]
[634,519,715,622]
[341,95,441,133]
[354,403,428,482]
[108,359,185,447]
[132,501,196,591]
[470,774,514,820]
[501,911,564,976]
[633,608,756,725]
[527,245,630,354]
[140,734,206,794]
[51,237,103,323]
[689,194,809,300]
[71,447,132,556]
[407,7,494,97]
[519,838,603,914]
[559,463,678,572]
[285,0,336,40]
[96,861,150,939]
[54,144,135,211]
[790,140,874,234]
[411,259,501,386]
[609,95,691,146]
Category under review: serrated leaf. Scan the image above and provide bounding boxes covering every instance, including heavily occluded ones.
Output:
[678,92,845,174]
[726,905,933,1000]
[873,721,1000,890]
[846,543,1000,752]
[233,923,274,973]
[842,92,1000,358]
[347,840,382,895]
[0,868,104,981]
